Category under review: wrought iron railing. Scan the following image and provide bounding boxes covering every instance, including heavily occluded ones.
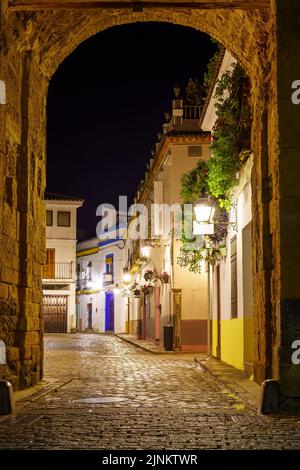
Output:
[182,105,202,120]
[42,262,73,280]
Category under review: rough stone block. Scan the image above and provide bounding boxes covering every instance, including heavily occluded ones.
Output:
[8,284,18,301]
[1,266,16,284]
[20,347,32,360]
[0,314,18,331]
[19,316,40,332]
[0,283,8,299]
[19,331,40,348]
[6,346,19,362]
[31,371,40,386]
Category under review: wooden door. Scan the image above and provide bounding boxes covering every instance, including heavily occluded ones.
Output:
[155,286,160,341]
[105,292,115,332]
[43,248,55,279]
[43,294,68,333]
[87,303,93,329]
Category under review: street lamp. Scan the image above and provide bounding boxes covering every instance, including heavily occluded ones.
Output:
[123,271,132,283]
[140,245,151,259]
[193,197,215,236]
[194,197,215,223]
[193,196,216,358]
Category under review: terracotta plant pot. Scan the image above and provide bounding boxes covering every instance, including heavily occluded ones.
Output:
[144,271,153,281]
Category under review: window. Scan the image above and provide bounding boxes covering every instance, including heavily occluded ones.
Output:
[46,210,53,226]
[87,261,92,281]
[230,236,238,319]
[188,145,202,157]
[105,255,113,274]
[57,211,70,227]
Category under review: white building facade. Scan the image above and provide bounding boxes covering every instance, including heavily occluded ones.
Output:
[122,97,211,351]
[76,233,127,334]
[201,50,254,373]
[42,193,84,333]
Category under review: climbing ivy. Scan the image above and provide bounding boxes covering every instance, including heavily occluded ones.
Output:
[207,64,251,209]
[177,61,251,273]
[180,159,209,203]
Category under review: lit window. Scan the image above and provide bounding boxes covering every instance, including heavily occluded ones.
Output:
[57,211,71,227]
[46,210,53,226]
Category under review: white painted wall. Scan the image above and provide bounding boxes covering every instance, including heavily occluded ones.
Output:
[43,199,82,333]
[76,238,126,334]
[212,156,253,322]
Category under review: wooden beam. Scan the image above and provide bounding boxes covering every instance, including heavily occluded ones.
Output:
[8,1,270,12]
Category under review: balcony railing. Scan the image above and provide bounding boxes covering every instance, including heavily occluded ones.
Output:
[182,105,202,120]
[42,262,73,280]
[103,273,113,285]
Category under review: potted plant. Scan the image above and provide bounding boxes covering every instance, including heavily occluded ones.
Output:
[144,269,153,281]
[160,272,170,283]
[219,244,227,257]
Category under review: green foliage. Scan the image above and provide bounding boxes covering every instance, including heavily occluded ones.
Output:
[186,78,205,106]
[180,160,209,203]
[203,47,221,89]
[177,61,251,273]
[177,245,204,274]
[207,64,247,209]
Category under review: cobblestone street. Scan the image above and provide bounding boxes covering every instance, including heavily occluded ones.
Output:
[0,334,300,450]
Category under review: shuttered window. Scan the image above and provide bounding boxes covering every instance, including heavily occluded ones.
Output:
[188,145,202,157]
[46,210,53,226]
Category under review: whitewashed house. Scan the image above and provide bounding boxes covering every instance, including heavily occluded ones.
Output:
[123,95,211,351]
[42,193,84,333]
[201,50,254,373]
[76,221,127,334]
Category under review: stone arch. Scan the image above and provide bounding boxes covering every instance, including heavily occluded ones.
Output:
[0,3,279,390]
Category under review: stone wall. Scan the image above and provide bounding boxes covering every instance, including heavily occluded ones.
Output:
[0,1,299,398]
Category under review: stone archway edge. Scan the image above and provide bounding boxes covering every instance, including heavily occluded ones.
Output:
[8,1,270,12]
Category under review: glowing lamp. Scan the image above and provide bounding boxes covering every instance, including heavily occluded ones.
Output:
[194,198,215,223]
[123,272,132,283]
[141,246,150,259]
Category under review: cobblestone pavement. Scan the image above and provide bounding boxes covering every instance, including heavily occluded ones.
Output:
[0,333,300,449]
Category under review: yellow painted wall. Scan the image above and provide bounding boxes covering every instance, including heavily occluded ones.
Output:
[126,320,140,336]
[212,319,218,357]
[212,317,254,371]
[221,318,244,370]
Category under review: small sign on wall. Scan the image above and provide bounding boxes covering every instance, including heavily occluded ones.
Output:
[0,340,6,364]
[0,80,6,105]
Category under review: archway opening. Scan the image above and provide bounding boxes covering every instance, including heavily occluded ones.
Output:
[43,20,254,378]
[0,5,273,392]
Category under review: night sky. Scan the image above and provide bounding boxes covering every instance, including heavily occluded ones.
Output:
[46,22,217,239]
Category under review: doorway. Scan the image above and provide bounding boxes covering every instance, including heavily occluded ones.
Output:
[87,303,93,330]
[105,292,115,332]
[43,294,68,333]
[216,266,221,359]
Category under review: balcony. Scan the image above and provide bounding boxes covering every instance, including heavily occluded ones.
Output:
[103,273,113,285]
[42,262,73,280]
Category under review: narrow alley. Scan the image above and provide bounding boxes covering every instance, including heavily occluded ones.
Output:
[0,334,299,450]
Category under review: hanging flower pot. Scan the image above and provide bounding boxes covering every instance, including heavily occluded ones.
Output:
[133,288,141,298]
[144,270,153,281]
[219,245,227,257]
[160,272,170,283]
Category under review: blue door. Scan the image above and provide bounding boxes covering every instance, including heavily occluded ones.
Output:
[105,292,114,332]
